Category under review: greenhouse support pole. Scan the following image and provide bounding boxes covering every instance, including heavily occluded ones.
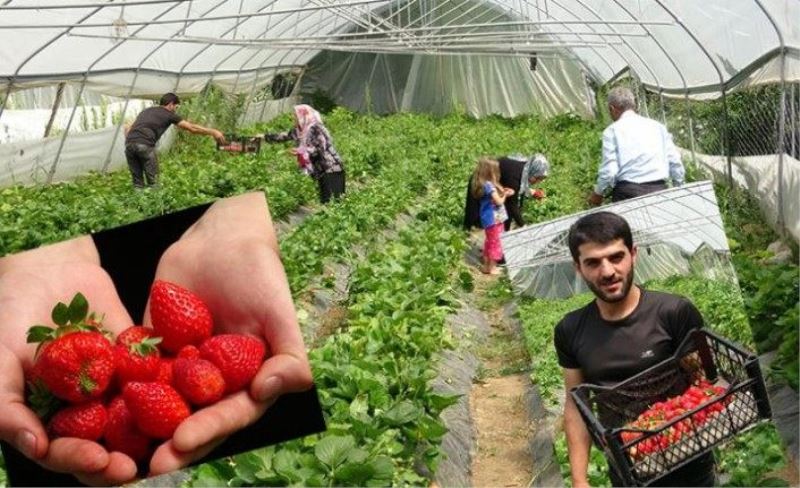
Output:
[102,0,230,173]
[653,0,727,181]
[721,87,732,187]
[659,90,666,125]
[43,82,66,138]
[685,93,697,163]
[752,0,787,231]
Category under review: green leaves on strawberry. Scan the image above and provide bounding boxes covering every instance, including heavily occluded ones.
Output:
[26,292,108,356]
[149,280,213,354]
[114,326,162,385]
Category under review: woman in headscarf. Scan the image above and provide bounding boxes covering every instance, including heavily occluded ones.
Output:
[263,104,346,204]
[464,153,550,231]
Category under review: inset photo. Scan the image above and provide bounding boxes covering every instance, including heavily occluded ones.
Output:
[0,191,324,487]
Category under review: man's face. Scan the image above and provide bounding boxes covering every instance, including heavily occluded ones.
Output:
[165,102,179,112]
[574,238,637,303]
[608,104,621,121]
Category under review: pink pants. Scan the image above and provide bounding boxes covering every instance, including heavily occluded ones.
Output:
[483,222,504,262]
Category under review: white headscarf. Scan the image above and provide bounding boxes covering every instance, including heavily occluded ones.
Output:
[520,153,550,198]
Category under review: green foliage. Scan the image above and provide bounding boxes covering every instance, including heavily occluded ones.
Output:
[717,424,788,487]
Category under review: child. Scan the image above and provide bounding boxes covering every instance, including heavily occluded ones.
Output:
[471,157,514,275]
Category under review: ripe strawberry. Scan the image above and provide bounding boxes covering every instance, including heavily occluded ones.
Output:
[149,281,213,354]
[115,327,162,385]
[48,401,107,441]
[104,396,151,462]
[177,345,200,359]
[26,293,116,403]
[35,331,115,403]
[173,358,226,406]
[155,358,174,385]
[123,382,190,439]
[199,335,266,393]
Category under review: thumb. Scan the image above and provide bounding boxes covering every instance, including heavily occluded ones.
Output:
[0,350,48,460]
[250,353,313,403]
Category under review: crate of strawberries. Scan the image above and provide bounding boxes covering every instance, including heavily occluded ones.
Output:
[21,281,268,469]
[217,134,261,153]
[570,328,772,486]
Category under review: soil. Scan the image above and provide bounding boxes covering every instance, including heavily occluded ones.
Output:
[469,264,535,487]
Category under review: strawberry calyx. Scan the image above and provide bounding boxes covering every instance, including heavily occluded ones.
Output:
[26,378,63,422]
[127,337,162,357]
[26,293,109,356]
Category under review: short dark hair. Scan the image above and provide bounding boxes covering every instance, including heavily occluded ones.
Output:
[159,93,180,106]
[568,211,633,262]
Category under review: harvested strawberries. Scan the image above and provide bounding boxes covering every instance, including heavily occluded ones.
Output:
[620,378,729,460]
[24,283,270,468]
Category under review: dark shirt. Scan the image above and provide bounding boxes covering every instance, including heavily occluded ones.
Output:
[555,288,715,486]
[126,106,183,147]
[554,289,703,385]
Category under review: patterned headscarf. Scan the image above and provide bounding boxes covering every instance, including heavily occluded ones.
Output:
[520,153,550,198]
[294,104,323,142]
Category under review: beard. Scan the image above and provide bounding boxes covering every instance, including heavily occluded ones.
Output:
[585,267,635,303]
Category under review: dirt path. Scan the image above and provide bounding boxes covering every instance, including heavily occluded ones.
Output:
[469,261,535,487]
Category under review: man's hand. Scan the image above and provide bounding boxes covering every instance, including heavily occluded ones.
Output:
[144,192,313,476]
[0,237,139,486]
[587,192,604,206]
[210,129,226,145]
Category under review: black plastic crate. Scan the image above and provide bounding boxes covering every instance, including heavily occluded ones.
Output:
[570,328,771,486]
[217,134,261,153]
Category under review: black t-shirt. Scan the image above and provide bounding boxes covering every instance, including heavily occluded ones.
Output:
[555,288,715,486]
[126,106,183,147]
[554,288,703,386]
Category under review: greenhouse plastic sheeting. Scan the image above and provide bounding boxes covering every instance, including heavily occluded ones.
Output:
[239,96,300,127]
[0,125,175,187]
[0,1,796,101]
[302,51,592,117]
[680,148,800,243]
[501,181,734,299]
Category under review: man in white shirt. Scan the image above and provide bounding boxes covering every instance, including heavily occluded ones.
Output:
[588,87,685,205]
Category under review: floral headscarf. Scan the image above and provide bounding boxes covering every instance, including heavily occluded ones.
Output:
[294,104,323,142]
[520,153,550,198]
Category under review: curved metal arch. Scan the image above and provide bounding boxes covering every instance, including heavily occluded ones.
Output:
[752,0,787,230]
[0,2,111,121]
[650,0,731,183]
[49,1,189,182]
[98,0,235,173]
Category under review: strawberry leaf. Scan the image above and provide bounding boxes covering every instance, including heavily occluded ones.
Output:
[27,379,62,422]
[51,302,70,326]
[67,293,89,324]
[26,325,54,344]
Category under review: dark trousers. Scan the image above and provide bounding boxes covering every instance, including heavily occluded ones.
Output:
[503,195,525,231]
[610,452,716,487]
[125,143,159,188]
[318,171,345,204]
[611,180,667,202]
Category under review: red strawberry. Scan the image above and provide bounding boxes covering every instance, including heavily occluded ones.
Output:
[177,345,200,359]
[199,335,266,394]
[123,382,190,439]
[173,358,226,406]
[35,331,115,403]
[48,401,107,441]
[149,281,213,354]
[114,327,162,385]
[155,358,174,385]
[104,396,151,462]
[26,293,116,403]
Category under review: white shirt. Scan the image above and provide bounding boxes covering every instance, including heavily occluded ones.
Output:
[595,110,685,195]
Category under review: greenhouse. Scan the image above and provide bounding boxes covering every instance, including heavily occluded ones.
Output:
[0,1,797,487]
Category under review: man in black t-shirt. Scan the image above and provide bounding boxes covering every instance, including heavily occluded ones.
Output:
[124,93,226,188]
[554,211,715,487]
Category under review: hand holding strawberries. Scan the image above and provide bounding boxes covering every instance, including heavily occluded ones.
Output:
[144,192,313,476]
[0,236,139,486]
